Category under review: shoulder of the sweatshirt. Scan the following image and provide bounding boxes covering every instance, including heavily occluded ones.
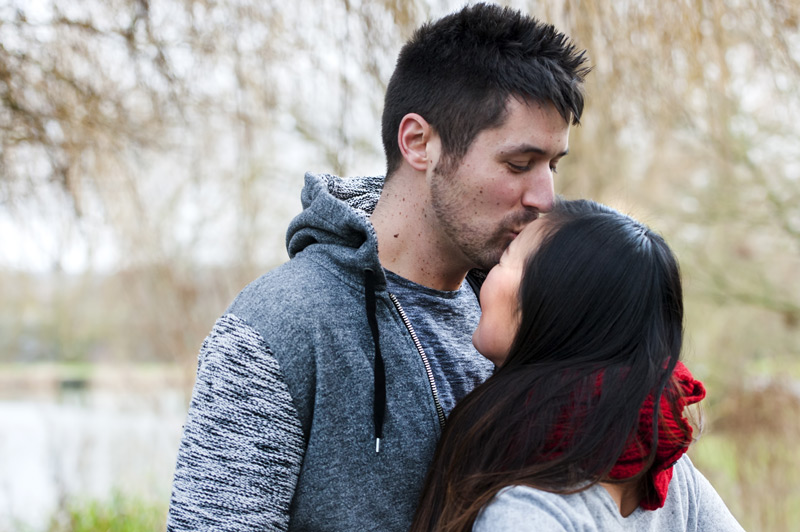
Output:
[230,253,366,310]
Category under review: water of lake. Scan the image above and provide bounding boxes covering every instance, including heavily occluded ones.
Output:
[0,383,186,531]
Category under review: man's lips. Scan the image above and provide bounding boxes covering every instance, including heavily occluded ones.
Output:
[509,213,540,237]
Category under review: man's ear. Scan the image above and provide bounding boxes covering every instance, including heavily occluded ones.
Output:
[397,113,434,172]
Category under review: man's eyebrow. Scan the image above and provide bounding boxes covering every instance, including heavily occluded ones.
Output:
[502,144,570,157]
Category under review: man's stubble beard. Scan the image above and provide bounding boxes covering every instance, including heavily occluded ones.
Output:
[430,163,514,272]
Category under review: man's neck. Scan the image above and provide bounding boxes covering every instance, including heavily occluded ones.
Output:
[371,172,471,291]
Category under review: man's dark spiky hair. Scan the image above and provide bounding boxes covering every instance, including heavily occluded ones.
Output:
[382,3,590,176]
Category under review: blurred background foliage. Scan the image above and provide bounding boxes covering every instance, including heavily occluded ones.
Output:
[1,0,798,530]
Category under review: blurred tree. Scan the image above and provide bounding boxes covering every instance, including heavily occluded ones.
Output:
[540,0,800,323]
[0,0,426,372]
[0,0,428,267]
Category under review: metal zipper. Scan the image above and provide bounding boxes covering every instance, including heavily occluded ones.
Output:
[388,292,447,430]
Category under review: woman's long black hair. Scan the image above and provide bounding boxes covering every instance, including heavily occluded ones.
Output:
[410,199,685,532]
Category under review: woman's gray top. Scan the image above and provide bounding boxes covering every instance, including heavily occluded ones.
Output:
[473,456,744,531]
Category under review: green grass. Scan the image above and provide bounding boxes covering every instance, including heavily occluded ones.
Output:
[691,431,800,531]
[46,492,167,532]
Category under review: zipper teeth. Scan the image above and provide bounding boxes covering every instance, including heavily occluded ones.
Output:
[388,293,447,429]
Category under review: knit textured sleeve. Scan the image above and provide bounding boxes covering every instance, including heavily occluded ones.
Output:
[167,314,305,532]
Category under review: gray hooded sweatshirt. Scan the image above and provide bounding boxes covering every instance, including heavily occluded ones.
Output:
[167,173,489,531]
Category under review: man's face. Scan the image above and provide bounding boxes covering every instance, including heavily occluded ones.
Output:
[428,98,570,271]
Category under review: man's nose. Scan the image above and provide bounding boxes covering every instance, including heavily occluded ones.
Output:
[520,164,555,213]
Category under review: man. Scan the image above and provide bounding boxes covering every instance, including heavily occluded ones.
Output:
[167,3,589,531]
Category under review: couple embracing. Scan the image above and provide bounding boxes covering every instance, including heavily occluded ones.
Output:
[168,4,743,531]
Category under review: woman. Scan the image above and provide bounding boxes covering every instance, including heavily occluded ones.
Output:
[411,199,743,531]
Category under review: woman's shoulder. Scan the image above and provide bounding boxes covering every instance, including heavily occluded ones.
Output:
[668,455,700,496]
[664,454,719,512]
[472,484,613,532]
[663,455,746,532]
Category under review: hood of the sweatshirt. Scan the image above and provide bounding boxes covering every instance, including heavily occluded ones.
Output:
[286,172,390,452]
[286,172,386,288]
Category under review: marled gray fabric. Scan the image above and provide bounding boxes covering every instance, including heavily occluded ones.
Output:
[168,314,304,531]
[168,172,490,531]
[384,270,494,415]
[473,455,745,532]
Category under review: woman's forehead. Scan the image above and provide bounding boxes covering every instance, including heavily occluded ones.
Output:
[513,219,549,256]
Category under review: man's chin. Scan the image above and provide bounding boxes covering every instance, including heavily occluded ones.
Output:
[472,249,505,271]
